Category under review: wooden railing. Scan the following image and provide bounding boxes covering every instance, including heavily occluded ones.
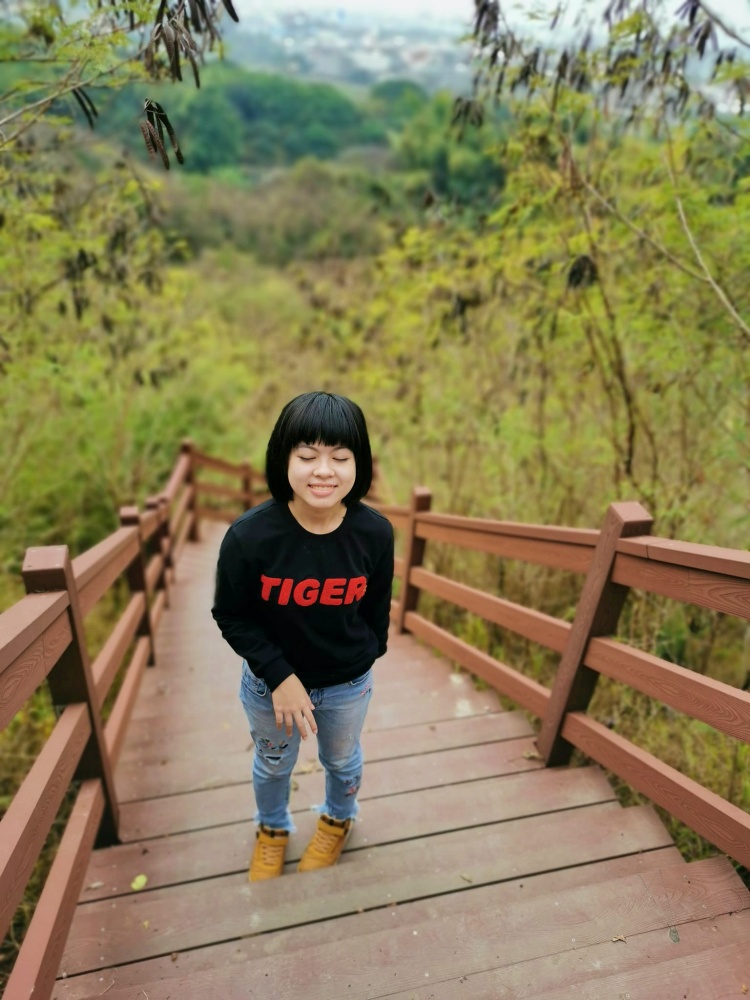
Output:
[0,441,258,999]
[2,446,749,997]
[374,489,750,872]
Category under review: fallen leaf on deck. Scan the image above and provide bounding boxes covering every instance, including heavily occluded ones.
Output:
[171,953,178,963]
[741,986,747,995]
[459,873,473,884]
[85,881,104,891]
[611,934,626,943]
[143,920,150,929]
[130,874,148,891]
[522,750,543,760]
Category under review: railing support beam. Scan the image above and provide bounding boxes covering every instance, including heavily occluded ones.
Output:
[396,486,432,634]
[22,546,119,845]
[537,501,653,767]
[120,506,158,666]
[182,438,200,542]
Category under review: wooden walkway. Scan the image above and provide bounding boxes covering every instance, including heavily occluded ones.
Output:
[52,525,750,999]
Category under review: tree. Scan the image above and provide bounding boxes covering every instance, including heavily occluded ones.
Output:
[459,0,750,341]
[0,0,240,165]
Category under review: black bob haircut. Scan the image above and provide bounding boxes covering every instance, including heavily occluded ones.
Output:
[265,391,373,506]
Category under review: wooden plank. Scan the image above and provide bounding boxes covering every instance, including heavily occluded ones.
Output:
[686,565,750,619]
[83,766,616,901]
[168,483,193,540]
[150,589,167,633]
[617,535,750,581]
[161,453,191,504]
[612,553,750,618]
[612,551,691,601]
[415,521,594,573]
[537,502,653,767]
[390,915,750,1000]
[90,593,145,709]
[585,635,750,741]
[5,780,104,1000]
[127,655,500,726]
[116,736,545,840]
[144,552,164,595]
[72,529,140,618]
[172,511,194,566]
[417,510,600,547]
[58,803,674,976]
[115,712,529,799]
[55,848,685,1000]
[192,448,245,476]
[529,939,749,1000]
[0,591,69,673]
[562,711,750,868]
[410,566,570,652]
[121,675,501,744]
[195,480,246,501]
[0,609,72,730]
[0,703,90,942]
[104,637,150,767]
[405,612,550,717]
[90,862,747,1000]
[138,509,160,543]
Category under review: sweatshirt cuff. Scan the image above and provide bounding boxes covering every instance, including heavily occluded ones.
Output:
[263,658,296,692]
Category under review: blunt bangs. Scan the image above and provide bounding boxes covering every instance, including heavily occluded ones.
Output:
[265,392,373,505]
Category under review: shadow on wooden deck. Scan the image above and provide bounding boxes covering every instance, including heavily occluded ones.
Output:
[53,526,750,999]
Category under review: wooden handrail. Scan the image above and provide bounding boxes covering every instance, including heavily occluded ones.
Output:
[162,452,191,504]
[0,594,72,729]
[0,704,91,942]
[3,440,750,996]
[415,518,595,574]
[0,443,228,999]
[616,535,750,580]
[561,712,750,867]
[417,510,600,547]
[385,495,750,872]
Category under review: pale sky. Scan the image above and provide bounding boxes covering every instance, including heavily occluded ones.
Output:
[234,0,750,37]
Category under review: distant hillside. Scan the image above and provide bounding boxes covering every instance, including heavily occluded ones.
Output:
[222,6,473,94]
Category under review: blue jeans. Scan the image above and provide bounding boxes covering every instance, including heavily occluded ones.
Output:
[239,661,374,832]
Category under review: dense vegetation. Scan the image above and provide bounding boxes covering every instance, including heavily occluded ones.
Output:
[2,0,750,984]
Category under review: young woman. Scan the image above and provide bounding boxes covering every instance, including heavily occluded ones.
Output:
[212,392,394,881]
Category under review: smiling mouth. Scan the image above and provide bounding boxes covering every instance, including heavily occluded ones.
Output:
[309,484,335,492]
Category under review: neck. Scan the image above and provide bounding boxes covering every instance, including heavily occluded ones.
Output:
[288,500,347,535]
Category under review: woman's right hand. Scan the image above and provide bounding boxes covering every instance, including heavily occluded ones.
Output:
[271,674,317,739]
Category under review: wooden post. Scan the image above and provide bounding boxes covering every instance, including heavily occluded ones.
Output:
[145,495,171,607]
[242,461,254,511]
[537,501,653,767]
[396,486,432,634]
[22,546,119,844]
[181,438,200,542]
[120,506,157,667]
[157,493,174,586]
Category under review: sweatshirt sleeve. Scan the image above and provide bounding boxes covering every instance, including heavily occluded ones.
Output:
[211,526,295,691]
[359,522,395,658]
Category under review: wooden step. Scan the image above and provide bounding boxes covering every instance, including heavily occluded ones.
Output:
[59,801,672,976]
[56,855,746,1000]
[54,848,684,1000]
[116,736,547,840]
[83,765,618,901]
[114,711,532,801]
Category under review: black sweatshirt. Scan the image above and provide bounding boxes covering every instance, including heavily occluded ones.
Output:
[211,499,395,691]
